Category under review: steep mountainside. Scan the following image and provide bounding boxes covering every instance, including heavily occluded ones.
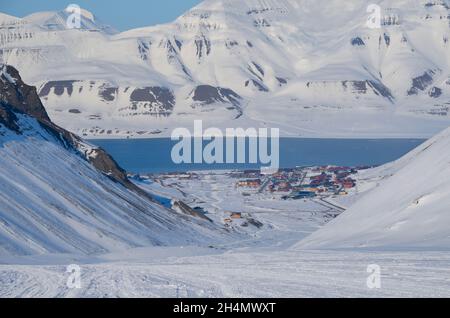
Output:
[1,0,450,138]
[0,64,225,257]
[297,126,450,250]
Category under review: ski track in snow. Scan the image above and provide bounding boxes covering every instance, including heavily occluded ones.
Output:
[1,250,450,298]
[2,167,450,298]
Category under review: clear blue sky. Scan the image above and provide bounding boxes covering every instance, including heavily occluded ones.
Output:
[0,0,203,31]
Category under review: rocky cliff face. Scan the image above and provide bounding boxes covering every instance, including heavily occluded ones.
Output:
[0,64,227,256]
[0,64,131,188]
[0,65,50,122]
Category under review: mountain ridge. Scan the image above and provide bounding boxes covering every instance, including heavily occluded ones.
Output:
[1,0,450,138]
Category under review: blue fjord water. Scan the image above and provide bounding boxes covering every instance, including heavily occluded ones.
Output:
[90,138,425,174]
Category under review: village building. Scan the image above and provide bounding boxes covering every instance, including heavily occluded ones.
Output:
[230,212,242,219]
[237,179,262,188]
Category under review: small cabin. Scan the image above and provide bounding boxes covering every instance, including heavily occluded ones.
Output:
[237,179,262,188]
[230,212,242,219]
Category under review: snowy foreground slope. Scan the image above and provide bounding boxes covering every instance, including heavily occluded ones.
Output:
[298,126,450,250]
[0,64,225,257]
[1,0,450,137]
[1,249,450,297]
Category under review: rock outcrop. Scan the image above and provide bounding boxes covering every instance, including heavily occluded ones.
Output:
[0,64,139,192]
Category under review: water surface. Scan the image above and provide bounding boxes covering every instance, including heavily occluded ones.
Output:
[91,138,425,174]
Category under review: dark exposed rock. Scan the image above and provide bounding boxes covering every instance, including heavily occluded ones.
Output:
[341,79,394,102]
[367,80,395,102]
[194,35,211,59]
[85,146,128,182]
[191,85,242,107]
[190,85,243,119]
[129,87,175,115]
[245,79,269,92]
[174,39,183,50]
[68,108,81,114]
[247,8,270,15]
[180,64,193,79]
[247,217,263,228]
[165,40,177,55]
[99,86,118,102]
[407,70,436,95]
[382,14,400,26]
[130,87,172,103]
[384,33,391,46]
[138,40,151,61]
[172,200,213,222]
[351,37,365,46]
[89,114,102,120]
[226,40,239,49]
[276,77,288,85]
[253,19,271,27]
[424,1,450,9]
[345,80,367,93]
[0,64,147,197]
[252,62,265,76]
[1,65,51,122]
[0,102,20,133]
[39,80,77,97]
[247,67,263,82]
[429,86,442,98]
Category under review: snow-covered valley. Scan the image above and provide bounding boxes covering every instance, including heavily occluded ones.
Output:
[2,0,450,298]
[2,160,450,298]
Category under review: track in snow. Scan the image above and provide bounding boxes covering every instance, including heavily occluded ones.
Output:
[1,250,450,298]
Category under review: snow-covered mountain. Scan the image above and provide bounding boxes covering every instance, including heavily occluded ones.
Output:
[297,126,450,250]
[0,64,225,257]
[1,0,450,138]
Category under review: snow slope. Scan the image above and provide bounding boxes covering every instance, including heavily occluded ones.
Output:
[297,126,450,250]
[1,0,450,138]
[1,249,450,297]
[0,64,226,257]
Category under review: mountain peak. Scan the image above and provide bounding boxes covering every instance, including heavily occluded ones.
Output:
[0,12,20,23]
[0,64,51,123]
[3,0,450,139]
[19,7,117,35]
[64,4,95,22]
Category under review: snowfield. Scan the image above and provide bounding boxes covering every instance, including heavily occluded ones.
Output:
[0,126,228,256]
[1,249,450,298]
[2,160,450,298]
